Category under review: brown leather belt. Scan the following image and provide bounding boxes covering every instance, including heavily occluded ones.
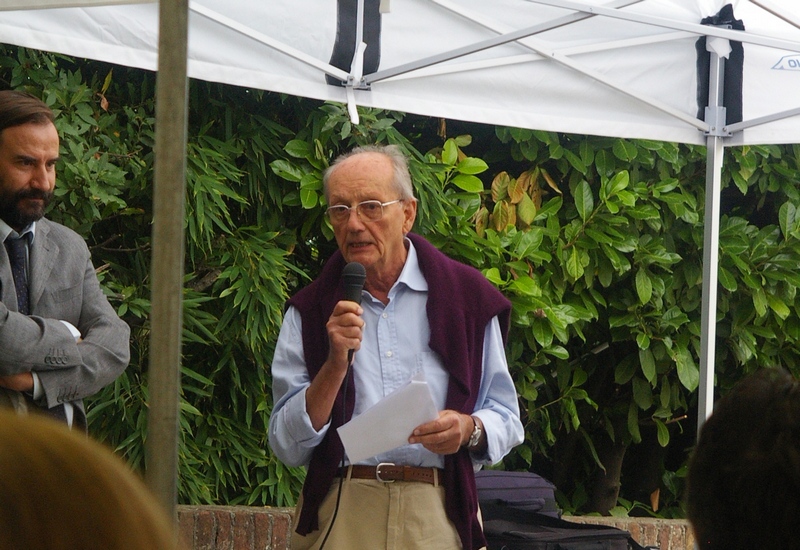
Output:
[339,463,442,485]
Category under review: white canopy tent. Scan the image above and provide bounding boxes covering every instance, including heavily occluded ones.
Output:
[2,0,800,513]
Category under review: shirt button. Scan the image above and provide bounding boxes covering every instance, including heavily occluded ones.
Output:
[382,312,388,319]
[386,351,393,358]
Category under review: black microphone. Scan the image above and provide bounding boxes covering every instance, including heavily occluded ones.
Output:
[341,262,366,364]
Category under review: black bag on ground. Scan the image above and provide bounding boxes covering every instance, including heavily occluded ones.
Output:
[475,470,561,518]
[480,502,651,550]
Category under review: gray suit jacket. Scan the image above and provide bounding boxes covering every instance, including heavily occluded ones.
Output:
[0,218,130,426]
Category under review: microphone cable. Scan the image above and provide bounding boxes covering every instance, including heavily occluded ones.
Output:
[317,360,352,550]
[319,261,364,549]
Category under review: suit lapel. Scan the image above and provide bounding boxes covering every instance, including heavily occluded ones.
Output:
[29,219,57,313]
[0,241,16,312]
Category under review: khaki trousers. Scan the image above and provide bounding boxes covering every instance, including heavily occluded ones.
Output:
[291,472,476,550]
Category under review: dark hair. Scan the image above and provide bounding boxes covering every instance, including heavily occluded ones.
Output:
[0,90,55,136]
[686,368,800,549]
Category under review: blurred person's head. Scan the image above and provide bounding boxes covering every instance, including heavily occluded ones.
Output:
[686,368,800,549]
[0,410,180,549]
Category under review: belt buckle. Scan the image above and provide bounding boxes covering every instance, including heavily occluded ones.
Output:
[375,462,396,483]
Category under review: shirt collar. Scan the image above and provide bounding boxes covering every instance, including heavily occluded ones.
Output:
[0,219,36,243]
[393,237,428,293]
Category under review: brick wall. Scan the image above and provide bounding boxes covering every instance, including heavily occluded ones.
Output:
[178,506,293,550]
[177,505,695,550]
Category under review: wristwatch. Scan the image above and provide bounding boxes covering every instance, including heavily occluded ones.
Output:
[467,416,482,450]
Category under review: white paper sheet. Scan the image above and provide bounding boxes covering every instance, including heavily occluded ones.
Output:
[337,373,438,464]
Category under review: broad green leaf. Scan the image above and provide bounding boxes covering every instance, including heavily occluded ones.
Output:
[299,188,317,209]
[675,347,699,391]
[753,288,768,317]
[517,193,537,225]
[451,174,484,193]
[767,294,791,319]
[635,269,653,304]
[615,356,638,385]
[717,266,738,291]
[574,180,594,222]
[628,402,642,443]
[779,201,796,239]
[602,170,630,201]
[639,348,656,383]
[509,275,541,297]
[612,139,638,162]
[655,419,670,447]
[284,139,313,159]
[566,247,584,279]
[270,159,303,182]
[532,318,554,347]
[633,377,653,410]
[456,157,488,175]
[442,139,458,165]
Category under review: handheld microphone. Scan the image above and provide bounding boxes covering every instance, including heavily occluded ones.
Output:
[341,262,366,364]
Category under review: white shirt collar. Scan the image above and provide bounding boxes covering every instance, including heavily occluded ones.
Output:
[392,237,428,293]
[0,219,36,243]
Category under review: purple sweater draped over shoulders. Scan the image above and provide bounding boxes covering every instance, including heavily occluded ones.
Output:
[287,233,511,550]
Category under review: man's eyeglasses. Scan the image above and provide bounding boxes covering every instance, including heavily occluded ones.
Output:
[325,199,403,224]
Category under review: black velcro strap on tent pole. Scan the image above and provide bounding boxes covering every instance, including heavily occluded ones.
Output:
[326,0,382,86]
[695,3,744,125]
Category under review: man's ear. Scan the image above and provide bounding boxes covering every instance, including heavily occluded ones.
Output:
[402,198,417,234]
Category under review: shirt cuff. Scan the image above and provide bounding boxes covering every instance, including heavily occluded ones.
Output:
[31,371,43,400]
[59,320,82,341]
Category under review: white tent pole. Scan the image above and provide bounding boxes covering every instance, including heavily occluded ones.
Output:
[145,0,189,518]
[725,106,800,133]
[698,46,727,434]
[368,0,640,83]
[751,0,800,29]
[531,0,800,52]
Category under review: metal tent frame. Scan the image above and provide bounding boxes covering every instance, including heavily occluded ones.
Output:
[3,0,800,516]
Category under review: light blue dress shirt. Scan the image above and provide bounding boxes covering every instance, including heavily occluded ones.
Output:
[269,241,523,469]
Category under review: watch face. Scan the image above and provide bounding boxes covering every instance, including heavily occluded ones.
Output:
[469,423,481,447]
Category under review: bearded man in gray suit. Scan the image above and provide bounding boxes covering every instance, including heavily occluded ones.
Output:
[0,90,130,430]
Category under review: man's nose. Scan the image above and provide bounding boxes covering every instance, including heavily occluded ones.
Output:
[30,164,53,189]
[345,207,365,228]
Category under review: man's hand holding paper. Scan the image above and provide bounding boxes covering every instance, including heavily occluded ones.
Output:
[337,372,438,463]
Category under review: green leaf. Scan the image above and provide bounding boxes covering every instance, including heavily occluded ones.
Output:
[718,266,738,291]
[299,188,318,209]
[508,276,541,297]
[675,348,699,391]
[566,247,584,279]
[270,159,303,182]
[612,139,638,162]
[451,174,484,193]
[632,377,653,410]
[635,269,653,304]
[655,419,670,447]
[639,348,656,383]
[284,139,313,159]
[753,288,768,317]
[574,181,594,222]
[601,170,629,201]
[779,202,795,239]
[442,139,458,165]
[767,294,791,319]
[456,157,488,175]
[517,193,537,225]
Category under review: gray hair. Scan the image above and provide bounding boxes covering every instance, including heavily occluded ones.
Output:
[323,144,416,202]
